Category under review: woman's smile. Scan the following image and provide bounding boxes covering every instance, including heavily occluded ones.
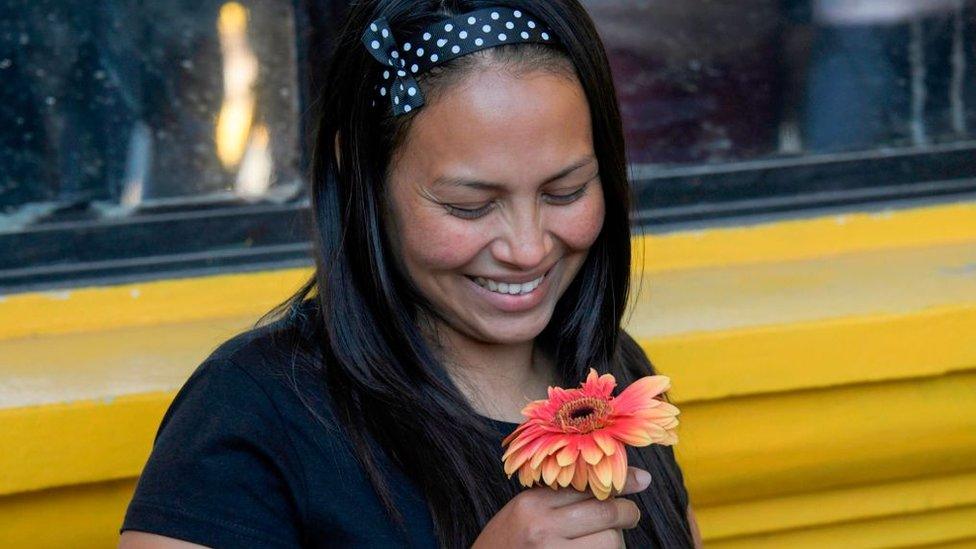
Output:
[463,262,557,313]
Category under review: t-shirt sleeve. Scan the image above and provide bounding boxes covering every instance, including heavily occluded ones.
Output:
[121,357,306,548]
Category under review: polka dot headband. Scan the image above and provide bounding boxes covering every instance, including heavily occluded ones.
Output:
[361,7,560,116]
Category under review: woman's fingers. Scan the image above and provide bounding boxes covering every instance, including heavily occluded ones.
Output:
[545,466,652,509]
[564,528,626,549]
[616,467,652,496]
[555,497,641,539]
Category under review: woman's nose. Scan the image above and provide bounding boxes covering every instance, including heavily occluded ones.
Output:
[491,208,553,269]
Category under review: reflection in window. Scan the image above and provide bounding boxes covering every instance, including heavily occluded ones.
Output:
[0,0,301,225]
[585,0,976,165]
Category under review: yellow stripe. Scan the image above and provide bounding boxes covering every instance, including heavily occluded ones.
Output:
[697,471,976,540]
[707,504,976,549]
[0,268,311,342]
[1,200,973,342]
[632,200,976,273]
[0,479,134,548]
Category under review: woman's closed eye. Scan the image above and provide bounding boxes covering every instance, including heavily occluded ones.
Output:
[442,180,594,220]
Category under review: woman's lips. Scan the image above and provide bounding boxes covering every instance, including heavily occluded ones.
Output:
[464,265,555,313]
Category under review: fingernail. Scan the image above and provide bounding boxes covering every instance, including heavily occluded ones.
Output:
[635,469,652,487]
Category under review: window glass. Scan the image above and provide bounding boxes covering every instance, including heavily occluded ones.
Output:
[0,0,301,225]
[585,0,976,165]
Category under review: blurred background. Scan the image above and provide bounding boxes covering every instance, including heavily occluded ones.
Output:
[0,0,974,547]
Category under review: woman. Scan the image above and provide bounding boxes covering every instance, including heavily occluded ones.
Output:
[119,0,701,547]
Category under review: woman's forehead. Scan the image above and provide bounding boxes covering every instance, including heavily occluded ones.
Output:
[392,68,594,186]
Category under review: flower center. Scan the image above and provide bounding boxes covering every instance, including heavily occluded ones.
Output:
[556,396,610,433]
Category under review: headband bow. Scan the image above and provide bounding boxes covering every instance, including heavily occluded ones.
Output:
[361,7,559,116]
[361,17,425,115]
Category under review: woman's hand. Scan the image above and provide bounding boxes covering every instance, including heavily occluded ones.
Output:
[472,467,652,548]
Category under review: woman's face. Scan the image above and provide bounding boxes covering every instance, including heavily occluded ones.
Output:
[385,67,605,345]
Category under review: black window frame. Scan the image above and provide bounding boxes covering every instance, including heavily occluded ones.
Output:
[1,0,974,294]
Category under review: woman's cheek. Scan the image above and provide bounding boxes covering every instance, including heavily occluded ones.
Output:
[554,188,605,251]
[401,215,488,270]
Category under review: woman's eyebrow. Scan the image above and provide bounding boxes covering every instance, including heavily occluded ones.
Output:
[431,155,596,191]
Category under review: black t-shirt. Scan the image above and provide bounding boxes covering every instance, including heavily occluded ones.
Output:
[120,320,519,548]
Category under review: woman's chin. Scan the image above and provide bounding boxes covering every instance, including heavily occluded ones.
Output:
[472,315,551,344]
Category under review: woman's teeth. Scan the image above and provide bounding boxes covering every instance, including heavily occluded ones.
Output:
[473,274,544,295]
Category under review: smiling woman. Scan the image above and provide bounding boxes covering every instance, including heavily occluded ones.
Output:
[119,1,698,548]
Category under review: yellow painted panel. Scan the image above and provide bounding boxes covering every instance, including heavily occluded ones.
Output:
[697,471,976,540]
[0,393,169,496]
[0,478,135,549]
[0,267,311,342]
[916,538,976,549]
[2,200,974,342]
[627,239,976,339]
[643,302,976,403]
[632,200,976,274]
[707,504,976,549]
[676,370,976,505]
[0,316,252,409]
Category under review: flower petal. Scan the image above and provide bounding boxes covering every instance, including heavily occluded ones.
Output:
[613,375,671,415]
[555,439,579,467]
[542,455,562,486]
[609,444,627,492]
[592,430,616,456]
[592,455,613,488]
[571,458,588,492]
[556,463,575,487]
[582,368,617,398]
[578,436,606,465]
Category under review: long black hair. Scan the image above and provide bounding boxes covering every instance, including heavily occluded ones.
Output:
[259,1,694,547]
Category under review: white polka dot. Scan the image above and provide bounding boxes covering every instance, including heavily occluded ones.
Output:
[542,32,549,40]
[467,16,476,24]
[521,31,529,39]
[528,21,536,28]
[423,32,432,41]
[514,10,522,18]
[397,70,405,77]
[451,45,460,54]
[430,53,438,62]
[437,38,447,47]
[444,23,453,32]
[381,28,389,38]
[491,11,499,19]
[391,50,399,59]
[475,37,483,46]
[408,87,416,96]
[505,21,514,29]
[370,23,378,31]
[482,24,491,32]
[371,40,380,49]
[403,42,411,51]
[403,104,412,112]
[380,87,386,96]
[399,83,404,90]
[394,96,399,105]
[416,47,425,56]
[458,30,468,39]
[383,70,389,79]
[411,64,418,73]
[498,33,507,41]
[401,58,406,67]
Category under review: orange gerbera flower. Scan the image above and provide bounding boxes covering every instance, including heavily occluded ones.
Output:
[501,368,679,500]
